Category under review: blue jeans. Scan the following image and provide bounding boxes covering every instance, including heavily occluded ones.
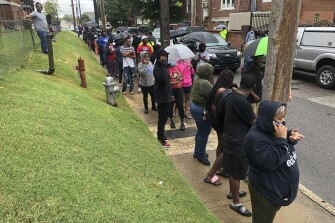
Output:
[37,30,48,53]
[122,66,135,92]
[190,102,212,160]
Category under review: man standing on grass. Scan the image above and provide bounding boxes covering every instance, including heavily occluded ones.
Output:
[24,2,49,54]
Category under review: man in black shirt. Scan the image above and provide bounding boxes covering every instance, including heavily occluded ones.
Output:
[153,49,173,148]
[245,55,264,114]
[222,73,257,217]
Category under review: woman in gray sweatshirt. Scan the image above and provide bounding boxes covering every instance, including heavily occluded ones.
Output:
[138,51,156,114]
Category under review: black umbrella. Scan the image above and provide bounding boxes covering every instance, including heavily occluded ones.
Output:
[169,29,189,39]
[83,21,98,28]
[114,31,129,40]
[182,32,219,44]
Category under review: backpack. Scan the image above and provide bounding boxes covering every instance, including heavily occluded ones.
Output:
[207,88,232,134]
[103,43,111,56]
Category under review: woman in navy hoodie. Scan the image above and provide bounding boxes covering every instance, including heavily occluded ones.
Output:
[245,101,304,223]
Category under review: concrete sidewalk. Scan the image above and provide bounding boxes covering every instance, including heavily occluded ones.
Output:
[124,91,335,223]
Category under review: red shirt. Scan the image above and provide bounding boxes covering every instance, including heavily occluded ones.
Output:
[137,44,153,55]
[107,44,116,60]
[168,66,182,89]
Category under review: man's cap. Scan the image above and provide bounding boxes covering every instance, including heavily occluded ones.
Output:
[141,35,148,40]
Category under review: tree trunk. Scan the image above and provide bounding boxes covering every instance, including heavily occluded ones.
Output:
[262,0,301,103]
[159,0,170,48]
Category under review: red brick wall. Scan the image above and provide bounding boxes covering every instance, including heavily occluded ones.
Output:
[256,0,272,11]
[300,0,335,25]
[226,31,244,50]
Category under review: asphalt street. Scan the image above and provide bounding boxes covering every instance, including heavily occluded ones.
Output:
[227,70,335,208]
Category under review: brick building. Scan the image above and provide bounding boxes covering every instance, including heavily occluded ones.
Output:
[191,0,334,30]
[300,0,335,25]
[0,0,24,20]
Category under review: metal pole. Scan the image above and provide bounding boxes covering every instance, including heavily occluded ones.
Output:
[71,0,76,30]
[159,0,170,48]
[36,33,55,75]
[100,0,106,31]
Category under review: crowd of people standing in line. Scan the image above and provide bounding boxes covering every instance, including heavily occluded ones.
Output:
[79,26,305,222]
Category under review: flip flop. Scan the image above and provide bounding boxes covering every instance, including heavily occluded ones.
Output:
[230,204,252,217]
[204,175,222,186]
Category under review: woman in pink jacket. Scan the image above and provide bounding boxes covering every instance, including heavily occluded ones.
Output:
[178,60,194,119]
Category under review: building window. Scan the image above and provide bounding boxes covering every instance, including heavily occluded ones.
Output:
[221,0,234,10]
[314,14,319,24]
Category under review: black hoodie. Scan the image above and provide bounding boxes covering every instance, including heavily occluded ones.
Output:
[153,49,173,104]
[245,100,299,206]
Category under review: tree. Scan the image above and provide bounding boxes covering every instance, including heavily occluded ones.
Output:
[81,14,91,24]
[104,0,183,26]
[44,0,59,19]
[62,14,73,22]
[263,0,302,103]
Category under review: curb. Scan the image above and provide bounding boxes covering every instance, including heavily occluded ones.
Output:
[299,184,335,217]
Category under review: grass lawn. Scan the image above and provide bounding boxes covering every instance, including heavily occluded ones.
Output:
[0,31,217,222]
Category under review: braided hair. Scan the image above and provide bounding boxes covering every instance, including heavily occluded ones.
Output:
[208,69,234,104]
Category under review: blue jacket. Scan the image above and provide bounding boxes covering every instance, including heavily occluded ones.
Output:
[245,100,299,206]
[97,36,108,47]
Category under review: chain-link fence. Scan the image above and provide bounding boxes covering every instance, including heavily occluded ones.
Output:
[0,20,40,76]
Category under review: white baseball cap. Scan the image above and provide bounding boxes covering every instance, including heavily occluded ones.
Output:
[141,35,148,40]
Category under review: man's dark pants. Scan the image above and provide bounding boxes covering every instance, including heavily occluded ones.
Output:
[157,102,171,141]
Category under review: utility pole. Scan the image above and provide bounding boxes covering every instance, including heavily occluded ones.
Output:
[159,0,170,48]
[100,0,106,31]
[71,0,76,30]
[191,0,196,26]
[93,0,98,25]
[78,0,82,26]
[262,0,302,103]
[75,0,79,26]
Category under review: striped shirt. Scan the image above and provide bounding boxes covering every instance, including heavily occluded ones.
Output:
[31,11,48,32]
[120,45,135,68]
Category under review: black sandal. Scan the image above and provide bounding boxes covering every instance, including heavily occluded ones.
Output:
[230,204,252,217]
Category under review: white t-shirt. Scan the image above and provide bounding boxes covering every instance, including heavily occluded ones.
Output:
[196,51,210,67]
[120,45,135,68]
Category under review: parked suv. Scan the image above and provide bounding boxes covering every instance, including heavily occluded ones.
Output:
[294,27,335,89]
[207,33,241,71]
[181,33,241,71]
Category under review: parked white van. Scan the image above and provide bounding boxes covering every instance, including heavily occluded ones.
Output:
[294,27,335,89]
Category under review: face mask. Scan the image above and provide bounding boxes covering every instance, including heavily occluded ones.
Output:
[274,121,286,126]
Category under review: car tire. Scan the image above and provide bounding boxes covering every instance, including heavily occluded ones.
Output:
[316,65,335,89]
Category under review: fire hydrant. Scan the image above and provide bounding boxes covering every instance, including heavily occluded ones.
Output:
[103,75,119,106]
[74,57,87,88]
